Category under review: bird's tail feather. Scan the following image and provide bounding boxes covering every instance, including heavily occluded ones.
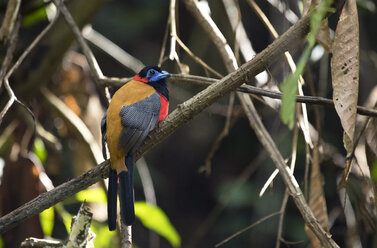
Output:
[107,168,118,231]
[119,155,135,225]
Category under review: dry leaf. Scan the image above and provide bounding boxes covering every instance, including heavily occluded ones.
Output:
[305,146,329,247]
[331,0,359,155]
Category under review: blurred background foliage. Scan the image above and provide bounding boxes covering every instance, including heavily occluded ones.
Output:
[0,0,377,247]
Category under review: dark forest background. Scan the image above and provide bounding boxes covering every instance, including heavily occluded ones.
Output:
[0,0,377,247]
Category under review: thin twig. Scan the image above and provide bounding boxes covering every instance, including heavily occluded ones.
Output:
[0,0,21,44]
[0,21,20,124]
[275,122,299,247]
[41,88,103,164]
[158,15,170,67]
[137,158,160,248]
[275,190,289,248]
[82,25,144,74]
[169,74,377,118]
[51,0,104,81]
[215,211,281,247]
[200,107,241,175]
[0,79,16,124]
[169,0,178,61]
[260,107,299,197]
[266,0,299,24]
[0,19,19,88]
[5,13,60,80]
[1,6,58,124]
[193,148,271,246]
[175,36,223,78]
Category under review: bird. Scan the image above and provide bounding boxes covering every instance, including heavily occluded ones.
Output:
[101,66,169,230]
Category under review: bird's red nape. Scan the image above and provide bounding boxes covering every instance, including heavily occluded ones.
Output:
[133,75,148,83]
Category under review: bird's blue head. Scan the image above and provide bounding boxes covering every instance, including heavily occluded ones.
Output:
[136,66,170,83]
[134,66,170,100]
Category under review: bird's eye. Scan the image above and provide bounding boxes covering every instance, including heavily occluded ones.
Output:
[149,70,155,75]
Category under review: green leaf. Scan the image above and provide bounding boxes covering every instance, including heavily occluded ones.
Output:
[40,207,55,236]
[54,204,73,232]
[33,137,47,164]
[0,233,4,247]
[76,188,107,204]
[280,74,298,129]
[280,47,311,129]
[280,0,333,129]
[23,4,48,27]
[370,160,377,182]
[135,202,181,247]
[91,221,117,248]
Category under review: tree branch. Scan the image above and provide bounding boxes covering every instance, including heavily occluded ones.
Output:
[51,0,104,82]
[168,74,377,117]
[0,0,21,44]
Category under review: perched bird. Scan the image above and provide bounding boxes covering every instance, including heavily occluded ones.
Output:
[101,66,169,230]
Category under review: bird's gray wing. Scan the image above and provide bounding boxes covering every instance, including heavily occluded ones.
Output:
[118,93,161,155]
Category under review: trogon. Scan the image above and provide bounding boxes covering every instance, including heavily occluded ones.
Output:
[101,66,169,230]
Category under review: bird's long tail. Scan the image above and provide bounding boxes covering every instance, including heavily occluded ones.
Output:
[107,168,118,231]
[119,155,135,225]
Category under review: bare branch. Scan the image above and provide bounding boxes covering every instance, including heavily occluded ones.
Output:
[21,238,62,248]
[41,88,103,164]
[0,79,17,124]
[66,203,94,248]
[266,0,299,24]
[169,0,178,61]
[276,190,290,248]
[1,11,58,124]
[169,74,377,118]
[215,211,281,247]
[0,0,21,44]
[6,12,59,80]
[51,0,104,81]
[175,36,223,78]
[82,25,145,73]
[0,18,19,87]
[120,223,132,248]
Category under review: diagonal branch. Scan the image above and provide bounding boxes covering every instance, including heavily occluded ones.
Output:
[51,0,104,82]
[0,0,21,44]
